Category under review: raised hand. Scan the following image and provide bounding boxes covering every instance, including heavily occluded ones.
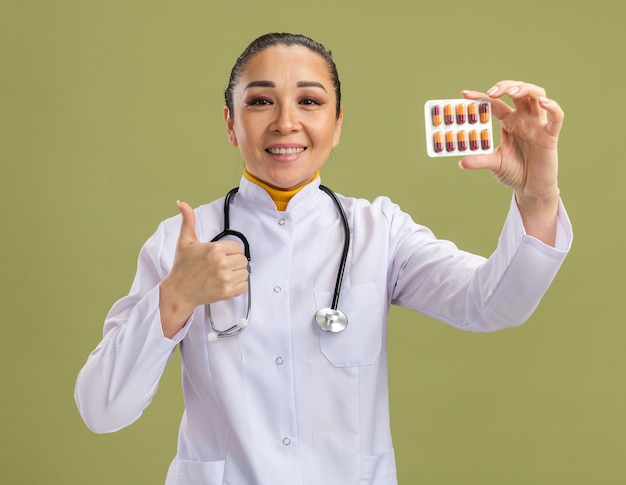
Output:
[159,201,249,338]
[460,81,565,246]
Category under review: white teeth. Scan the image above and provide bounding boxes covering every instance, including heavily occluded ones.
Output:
[267,147,305,155]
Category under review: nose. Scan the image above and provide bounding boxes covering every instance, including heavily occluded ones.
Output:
[272,103,301,135]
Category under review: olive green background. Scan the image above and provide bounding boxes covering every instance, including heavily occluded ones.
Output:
[1,0,623,483]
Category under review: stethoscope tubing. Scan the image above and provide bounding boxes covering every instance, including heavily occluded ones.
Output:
[318,185,350,312]
[211,188,251,260]
[206,184,350,340]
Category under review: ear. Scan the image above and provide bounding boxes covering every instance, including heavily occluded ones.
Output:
[332,105,344,148]
[224,106,238,147]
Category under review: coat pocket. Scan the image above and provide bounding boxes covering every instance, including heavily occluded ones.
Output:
[315,284,384,367]
[165,458,225,484]
[361,448,398,484]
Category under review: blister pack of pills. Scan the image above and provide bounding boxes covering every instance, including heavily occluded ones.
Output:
[424,99,494,158]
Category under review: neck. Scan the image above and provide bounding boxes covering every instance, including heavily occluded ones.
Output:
[243,168,319,211]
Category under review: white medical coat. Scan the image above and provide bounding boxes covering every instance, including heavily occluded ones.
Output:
[75,176,572,485]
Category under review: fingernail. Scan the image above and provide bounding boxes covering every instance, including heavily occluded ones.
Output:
[538,96,548,104]
[486,86,498,96]
[458,160,465,169]
[506,86,520,96]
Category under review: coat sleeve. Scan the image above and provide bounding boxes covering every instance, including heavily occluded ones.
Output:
[74,219,192,433]
[390,195,572,331]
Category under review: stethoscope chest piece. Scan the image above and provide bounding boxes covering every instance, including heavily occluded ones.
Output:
[316,308,348,333]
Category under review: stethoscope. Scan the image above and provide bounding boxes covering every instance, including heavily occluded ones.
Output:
[206,185,350,342]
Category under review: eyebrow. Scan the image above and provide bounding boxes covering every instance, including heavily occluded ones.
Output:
[244,80,327,92]
[297,81,327,92]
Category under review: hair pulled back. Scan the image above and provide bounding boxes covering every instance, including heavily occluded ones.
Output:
[225,33,342,119]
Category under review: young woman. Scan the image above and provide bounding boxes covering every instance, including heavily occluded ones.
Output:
[76,33,572,484]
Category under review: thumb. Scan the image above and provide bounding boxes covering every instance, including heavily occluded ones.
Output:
[458,154,495,171]
[176,200,198,244]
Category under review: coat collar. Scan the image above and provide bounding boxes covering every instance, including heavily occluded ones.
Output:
[236,175,324,214]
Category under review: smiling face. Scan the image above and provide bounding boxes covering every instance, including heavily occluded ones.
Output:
[225,45,343,191]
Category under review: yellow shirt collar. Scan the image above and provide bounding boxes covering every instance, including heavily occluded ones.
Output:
[243,168,320,211]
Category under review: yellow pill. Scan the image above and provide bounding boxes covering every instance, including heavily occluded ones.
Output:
[479,102,490,123]
[433,131,443,153]
[457,130,468,151]
[443,104,454,125]
[469,130,479,150]
[455,104,466,124]
[468,103,478,124]
[431,105,442,126]
[480,129,491,150]
[445,131,455,152]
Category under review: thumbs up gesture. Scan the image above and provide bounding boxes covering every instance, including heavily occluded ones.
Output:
[159,201,250,338]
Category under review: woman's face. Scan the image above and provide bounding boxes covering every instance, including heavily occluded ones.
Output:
[225,45,343,191]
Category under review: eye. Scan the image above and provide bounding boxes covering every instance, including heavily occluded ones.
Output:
[248,97,272,106]
[300,98,321,106]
